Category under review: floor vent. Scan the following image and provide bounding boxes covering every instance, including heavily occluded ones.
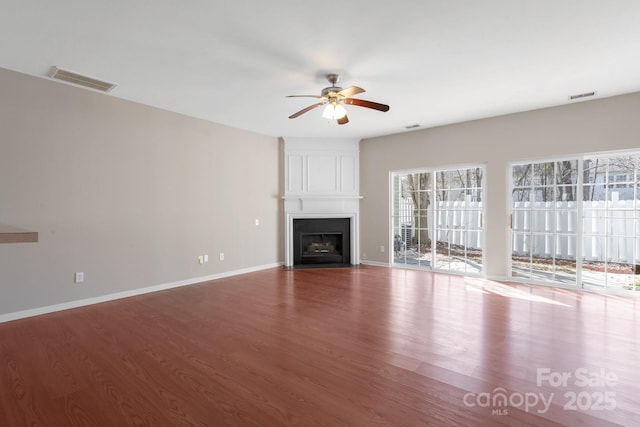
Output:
[48,67,117,92]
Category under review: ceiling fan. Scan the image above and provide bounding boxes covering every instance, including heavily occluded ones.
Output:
[287,74,390,125]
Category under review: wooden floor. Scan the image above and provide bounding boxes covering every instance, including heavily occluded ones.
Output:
[1,266,639,426]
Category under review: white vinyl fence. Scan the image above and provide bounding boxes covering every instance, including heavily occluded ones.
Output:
[396,199,483,249]
[513,200,640,263]
[399,197,640,263]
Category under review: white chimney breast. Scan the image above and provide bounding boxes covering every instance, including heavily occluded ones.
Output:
[282,137,361,267]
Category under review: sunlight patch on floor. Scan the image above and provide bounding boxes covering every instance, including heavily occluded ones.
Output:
[464,277,572,307]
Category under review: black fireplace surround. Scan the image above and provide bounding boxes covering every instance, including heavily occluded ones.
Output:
[293,218,351,266]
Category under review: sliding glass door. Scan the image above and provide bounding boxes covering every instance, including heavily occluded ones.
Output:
[510,153,640,293]
[510,160,579,285]
[392,171,433,268]
[582,154,640,292]
[391,166,484,274]
[433,168,484,273]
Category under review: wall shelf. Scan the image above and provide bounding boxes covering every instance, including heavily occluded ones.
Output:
[0,224,38,243]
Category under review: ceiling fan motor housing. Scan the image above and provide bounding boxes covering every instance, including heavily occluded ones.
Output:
[321,86,343,97]
[321,73,342,97]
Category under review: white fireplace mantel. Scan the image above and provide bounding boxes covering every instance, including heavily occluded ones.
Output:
[282,195,362,215]
[282,137,361,267]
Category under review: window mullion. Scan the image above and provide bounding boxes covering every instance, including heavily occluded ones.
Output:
[577,159,584,288]
[431,173,436,268]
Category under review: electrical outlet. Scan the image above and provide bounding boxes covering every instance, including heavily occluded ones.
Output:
[74,272,84,283]
[204,254,209,262]
[219,252,225,261]
[255,219,260,226]
[198,256,204,264]
[380,245,385,253]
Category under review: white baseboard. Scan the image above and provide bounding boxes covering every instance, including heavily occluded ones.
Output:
[0,262,283,324]
[360,260,390,267]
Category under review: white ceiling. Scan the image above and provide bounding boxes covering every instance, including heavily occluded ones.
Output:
[2,1,640,140]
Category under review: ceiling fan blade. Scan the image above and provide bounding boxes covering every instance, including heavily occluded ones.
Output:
[338,86,365,98]
[344,98,390,112]
[288,102,325,119]
[337,115,349,125]
[286,95,323,98]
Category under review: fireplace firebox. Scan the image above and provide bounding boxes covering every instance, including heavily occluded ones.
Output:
[293,218,351,266]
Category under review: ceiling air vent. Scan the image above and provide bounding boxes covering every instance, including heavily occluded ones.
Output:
[405,124,421,129]
[48,67,117,92]
[569,91,596,100]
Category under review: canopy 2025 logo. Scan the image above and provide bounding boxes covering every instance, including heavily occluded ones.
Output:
[463,367,617,416]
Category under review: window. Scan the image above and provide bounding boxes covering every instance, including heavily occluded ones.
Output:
[391,166,484,274]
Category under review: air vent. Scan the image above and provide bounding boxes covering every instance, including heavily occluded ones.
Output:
[405,124,421,129]
[569,91,596,100]
[48,67,117,92]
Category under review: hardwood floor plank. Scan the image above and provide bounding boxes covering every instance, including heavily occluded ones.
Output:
[1,266,639,426]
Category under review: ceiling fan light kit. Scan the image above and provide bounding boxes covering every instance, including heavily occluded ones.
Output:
[322,103,347,120]
[287,74,389,125]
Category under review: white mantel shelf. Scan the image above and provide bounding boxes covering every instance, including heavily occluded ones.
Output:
[0,224,38,243]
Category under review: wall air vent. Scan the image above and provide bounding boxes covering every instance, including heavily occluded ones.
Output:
[48,67,117,92]
[569,91,596,100]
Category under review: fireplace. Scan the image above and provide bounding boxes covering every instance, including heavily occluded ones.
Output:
[293,218,351,266]
[282,137,361,268]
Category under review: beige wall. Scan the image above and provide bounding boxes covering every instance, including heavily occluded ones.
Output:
[360,92,640,278]
[0,68,281,316]
[3,65,640,317]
